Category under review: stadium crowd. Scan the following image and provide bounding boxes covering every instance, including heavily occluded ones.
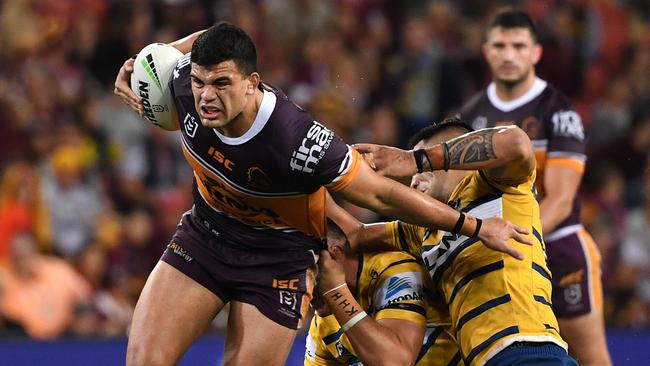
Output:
[0,0,648,340]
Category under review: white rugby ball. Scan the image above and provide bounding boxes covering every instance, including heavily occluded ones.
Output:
[131,43,183,130]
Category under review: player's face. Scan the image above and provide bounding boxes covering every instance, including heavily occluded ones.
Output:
[483,27,541,87]
[190,61,256,129]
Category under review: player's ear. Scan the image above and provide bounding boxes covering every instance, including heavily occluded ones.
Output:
[532,43,542,65]
[246,72,260,95]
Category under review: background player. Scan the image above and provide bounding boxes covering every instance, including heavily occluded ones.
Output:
[305,219,430,366]
[354,120,577,366]
[113,23,531,366]
[458,10,611,366]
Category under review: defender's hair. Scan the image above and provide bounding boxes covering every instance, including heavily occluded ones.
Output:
[487,9,538,42]
[407,117,474,149]
[191,22,257,74]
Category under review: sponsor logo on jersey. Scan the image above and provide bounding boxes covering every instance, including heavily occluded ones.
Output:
[385,291,425,305]
[377,272,424,307]
[174,54,191,80]
[385,276,414,299]
[207,146,234,171]
[137,81,159,125]
[551,110,584,141]
[290,121,334,174]
[183,113,198,137]
[166,242,193,262]
[273,278,299,290]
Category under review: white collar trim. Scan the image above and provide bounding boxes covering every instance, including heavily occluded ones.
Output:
[213,89,276,145]
[487,77,547,112]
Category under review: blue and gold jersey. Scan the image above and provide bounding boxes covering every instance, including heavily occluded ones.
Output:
[305,251,434,365]
[171,54,361,252]
[386,170,566,366]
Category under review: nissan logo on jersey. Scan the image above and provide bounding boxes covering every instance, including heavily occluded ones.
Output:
[289,121,334,174]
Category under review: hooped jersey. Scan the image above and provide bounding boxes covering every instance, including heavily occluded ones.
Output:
[171,54,361,252]
[386,170,566,366]
[304,251,434,366]
[459,78,586,238]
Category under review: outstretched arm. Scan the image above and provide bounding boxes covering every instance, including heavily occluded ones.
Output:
[355,126,535,184]
[335,157,531,259]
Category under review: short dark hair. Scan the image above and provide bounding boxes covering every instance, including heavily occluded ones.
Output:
[191,22,257,74]
[407,117,474,149]
[326,218,349,249]
[488,9,538,42]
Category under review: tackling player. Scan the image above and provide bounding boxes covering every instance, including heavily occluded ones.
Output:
[354,120,577,365]
[458,10,611,365]
[113,23,531,366]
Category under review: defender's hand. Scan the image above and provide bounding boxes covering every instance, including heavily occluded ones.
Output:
[316,249,346,296]
[478,218,533,260]
[114,58,144,117]
[354,143,417,180]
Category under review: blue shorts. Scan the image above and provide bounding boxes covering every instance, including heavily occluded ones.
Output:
[485,342,577,366]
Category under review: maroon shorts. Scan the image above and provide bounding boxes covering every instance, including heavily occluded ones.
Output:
[545,225,603,318]
[161,211,316,329]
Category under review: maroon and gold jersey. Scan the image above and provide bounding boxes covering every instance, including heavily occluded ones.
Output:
[170,54,361,252]
[459,78,585,234]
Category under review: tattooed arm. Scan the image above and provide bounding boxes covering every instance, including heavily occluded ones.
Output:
[356,126,535,184]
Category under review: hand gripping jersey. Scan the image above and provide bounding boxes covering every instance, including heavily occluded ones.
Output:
[459,78,586,239]
[304,251,433,366]
[171,54,361,252]
[385,170,566,366]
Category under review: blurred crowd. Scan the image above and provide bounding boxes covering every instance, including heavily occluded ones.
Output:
[0,0,648,339]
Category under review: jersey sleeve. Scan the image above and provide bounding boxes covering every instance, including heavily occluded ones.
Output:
[372,254,428,325]
[288,119,361,191]
[305,317,340,366]
[385,221,427,257]
[544,95,587,173]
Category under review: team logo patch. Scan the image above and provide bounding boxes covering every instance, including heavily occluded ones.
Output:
[279,290,298,310]
[247,167,271,189]
[564,283,582,305]
[183,113,198,137]
[472,116,487,129]
[289,121,334,174]
[166,242,193,262]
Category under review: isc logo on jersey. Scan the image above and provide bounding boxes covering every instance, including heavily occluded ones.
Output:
[375,272,424,308]
[290,121,334,173]
[131,43,183,131]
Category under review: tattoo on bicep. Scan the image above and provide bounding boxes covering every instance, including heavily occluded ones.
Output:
[447,129,497,166]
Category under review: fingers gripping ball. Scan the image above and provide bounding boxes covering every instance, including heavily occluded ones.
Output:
[131,43,183,130]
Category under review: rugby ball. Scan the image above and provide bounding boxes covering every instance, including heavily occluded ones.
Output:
[131,43,183,130]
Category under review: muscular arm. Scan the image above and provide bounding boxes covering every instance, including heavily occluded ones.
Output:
[356,126,535,183]
[169,29,206,54]
[539,164,582,233]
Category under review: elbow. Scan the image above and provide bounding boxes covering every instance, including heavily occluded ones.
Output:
[506,127,535,172]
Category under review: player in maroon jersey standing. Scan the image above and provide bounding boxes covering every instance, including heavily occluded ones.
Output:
[114,22,531,366]
[458,10,611,366]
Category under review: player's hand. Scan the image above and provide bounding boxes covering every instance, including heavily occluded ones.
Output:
[114,58,144,117]
[478,218,533,260]
[353,143,417,180]
[316,249,346,296]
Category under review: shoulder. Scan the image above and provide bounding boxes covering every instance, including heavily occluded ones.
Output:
[459,89,488,118]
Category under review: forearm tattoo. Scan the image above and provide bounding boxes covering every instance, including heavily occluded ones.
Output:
[447,129,498,166]
[329,291,359,317]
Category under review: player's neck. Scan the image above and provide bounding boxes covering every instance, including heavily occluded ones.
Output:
[344,256,359,293]
[494,72,536,102]
[217,89,264,138]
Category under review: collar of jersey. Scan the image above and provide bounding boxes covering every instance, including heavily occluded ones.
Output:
[487,77,547,112]
[212,89,277,145]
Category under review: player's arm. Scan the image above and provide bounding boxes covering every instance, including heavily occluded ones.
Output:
[336,150,531,259]
[114,30,205,115]
[317,250,424,366]
[355,125,535,184]
[539,165,582,233]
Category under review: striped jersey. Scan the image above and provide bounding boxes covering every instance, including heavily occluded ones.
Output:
[305,251,432,365]
[386,169,566,366]
[171,54,361,252]
[459,78,586,239]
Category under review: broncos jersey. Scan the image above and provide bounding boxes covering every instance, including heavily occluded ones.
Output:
[304,251,433,365]
[386,169,566,366]
[171,54,361,252]
[459,78,585,239]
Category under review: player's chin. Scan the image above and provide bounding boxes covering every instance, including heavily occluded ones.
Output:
[200,118,227,128]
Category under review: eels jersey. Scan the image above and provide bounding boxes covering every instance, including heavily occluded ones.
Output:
[304,251,432,365]
[459,78,586,239]
[386,169,566,366]
[171,54,361,252]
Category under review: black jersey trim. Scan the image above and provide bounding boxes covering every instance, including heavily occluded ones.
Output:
[532,262,552,282]
[465,326,519,365]
[448,260,505,304]
[416,326,443,363]
[456,294,512,333]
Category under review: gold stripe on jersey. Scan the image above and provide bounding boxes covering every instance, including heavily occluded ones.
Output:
[546,156,586,173]
[385,170,566,366]
[182,142,329,237]
[306,251,431,365]
[327,148,362,192]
